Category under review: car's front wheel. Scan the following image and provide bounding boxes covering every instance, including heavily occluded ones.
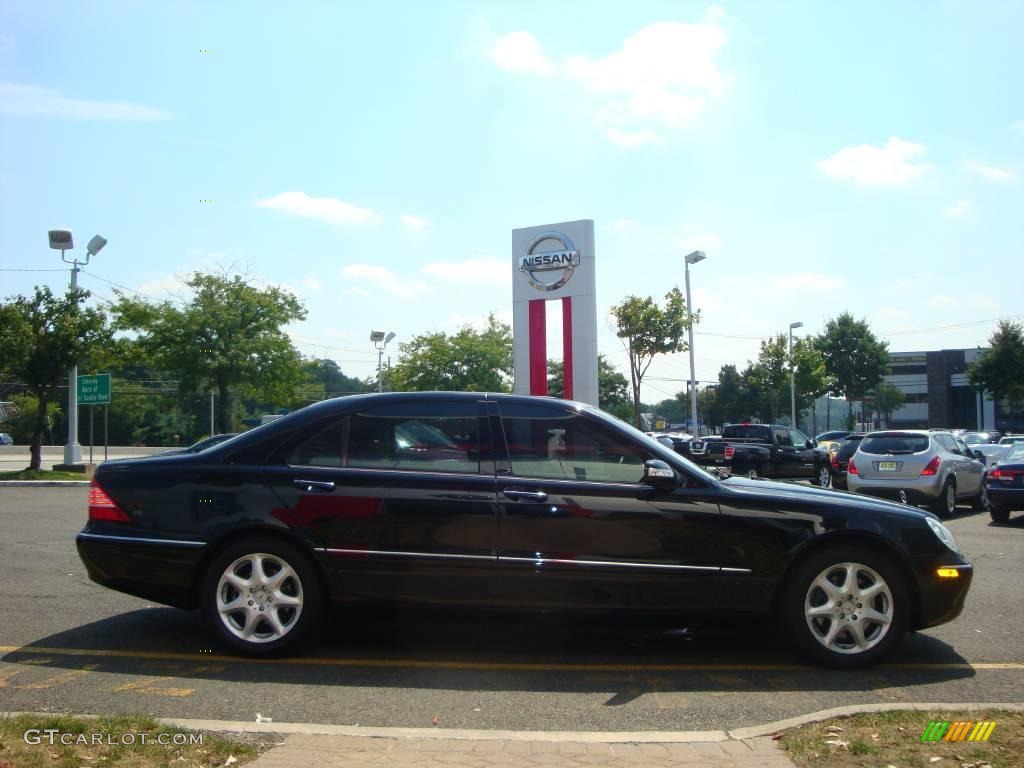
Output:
[971,481,989,511]
[785,547,908,669]
[816,465,832,488]
[200,536,322,656]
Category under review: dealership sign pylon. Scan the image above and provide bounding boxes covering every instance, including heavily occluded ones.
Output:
[512,219,598,406]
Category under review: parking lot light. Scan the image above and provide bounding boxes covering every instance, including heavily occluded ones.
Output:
[789,321,804,429]
[684,250,706,435]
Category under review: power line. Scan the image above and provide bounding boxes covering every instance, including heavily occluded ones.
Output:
[0,267,68,272]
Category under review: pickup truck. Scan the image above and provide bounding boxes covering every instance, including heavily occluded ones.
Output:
[685,423,832,487]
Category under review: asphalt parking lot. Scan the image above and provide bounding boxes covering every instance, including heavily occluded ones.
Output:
[1,486,1021,731]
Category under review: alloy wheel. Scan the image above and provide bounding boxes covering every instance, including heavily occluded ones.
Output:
[216,553,304,643]
[818,466,831,488]
[804,562,893,655]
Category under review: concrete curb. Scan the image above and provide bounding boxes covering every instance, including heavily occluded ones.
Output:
[0,481,90,487]
[5,703,1023,743]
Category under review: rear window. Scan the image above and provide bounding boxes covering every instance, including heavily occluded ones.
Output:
[722,424,770,440]
[837,436,864,459]
[1006,444,1024,462]
[860,434,930,455]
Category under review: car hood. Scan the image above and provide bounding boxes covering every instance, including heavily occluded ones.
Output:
[720,475,937,520]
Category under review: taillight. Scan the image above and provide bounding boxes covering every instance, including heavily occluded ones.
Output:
[724,446,735,460]
[848,458,858,475]
[991,468,1023,480]
[88,479,132,523]
[920,456,941,477]
[831,451,840,468]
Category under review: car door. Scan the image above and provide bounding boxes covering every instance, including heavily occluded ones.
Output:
[951,436,984,497]
[789,428,817,478]
[488,400,724,613]
[772,426,799,476]
[264,399,499,605]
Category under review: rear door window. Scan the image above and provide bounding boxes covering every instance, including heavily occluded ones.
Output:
[774,427,792,447]
[860,434,930,455]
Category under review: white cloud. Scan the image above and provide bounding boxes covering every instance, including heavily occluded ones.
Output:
[400,214,430,230]
[0,82,171,121]
[967,292,1000,314]
[966,160,1016,181]
[134,276,190,300]
[303,276,323,292]
[605,127,660,148]
[489,31,552,75]
[421,257,511,285]
[766,272,846,293]
[566,19,727,131]
[816,137,932,185]
[254,192,381,227]
[944,200,971,217]
[340,264,425,297]
[928,294,957,309]
[681,232,721,252]
[607,218,637,234]
[1012,119,1024,133]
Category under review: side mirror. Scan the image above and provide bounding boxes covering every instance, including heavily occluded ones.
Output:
[972,450,986,461]
[806,440,816,449]
[642,459,677,487]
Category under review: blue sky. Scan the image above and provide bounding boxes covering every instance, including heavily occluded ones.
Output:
[2,1,1022,403]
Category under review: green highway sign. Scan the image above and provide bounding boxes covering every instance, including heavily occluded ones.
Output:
[78,374,111,405]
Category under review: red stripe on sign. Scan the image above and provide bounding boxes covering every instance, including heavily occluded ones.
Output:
[562,296,573,400]
[529,299,547,395]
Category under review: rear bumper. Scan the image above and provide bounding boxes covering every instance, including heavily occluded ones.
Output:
[848,474,943,503]
[76,529,205,609]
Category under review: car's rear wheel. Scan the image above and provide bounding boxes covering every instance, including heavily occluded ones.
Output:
[816,465,832,488]
[785,546,908,669]
[745,465,761,479]
[930,479,956,518]
[971,481,989,511]
[990,505,1010,523]
[200,536,321,656]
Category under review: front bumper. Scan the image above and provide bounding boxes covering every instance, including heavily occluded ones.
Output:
[914,561,973,630]
[77,529,206,609]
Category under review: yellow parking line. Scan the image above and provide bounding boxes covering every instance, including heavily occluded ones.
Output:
[113,676,193,697]
[14,663,99,689]
[1,646,1021,673]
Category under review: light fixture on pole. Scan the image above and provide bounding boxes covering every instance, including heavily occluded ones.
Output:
[683,250,706,436]
[789,321,804,429]
[50,229,107,466]
[371,330,396,392]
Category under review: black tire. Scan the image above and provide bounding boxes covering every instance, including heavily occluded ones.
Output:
[971,480,990,512]
[784,546,909,669]
[815,464,832,488]
[200,535,322,657]
[930,479,956,518]
[744,464,761,480]
[990,505,1010,523]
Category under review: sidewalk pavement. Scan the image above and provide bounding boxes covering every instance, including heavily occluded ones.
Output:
[245,734,795,768]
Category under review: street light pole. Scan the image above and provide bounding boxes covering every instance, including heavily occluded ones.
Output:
[371,331,396,392]
[50,230,107,466]
[684,251,707,435]
[789,321,804,429]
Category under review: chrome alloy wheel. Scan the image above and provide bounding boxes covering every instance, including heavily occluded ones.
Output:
[945,482,956,515]
[216,553,303,643]
[804,562,893,655]
[817,466,831,488]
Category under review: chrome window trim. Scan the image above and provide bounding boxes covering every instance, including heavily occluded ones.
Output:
[316,548,496,562]
[77,532,206,548]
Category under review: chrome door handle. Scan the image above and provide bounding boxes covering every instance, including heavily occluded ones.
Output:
[293,479,336,493]
[502,489,548,503]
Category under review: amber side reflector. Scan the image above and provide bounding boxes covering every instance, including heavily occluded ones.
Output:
[936,567,960,578]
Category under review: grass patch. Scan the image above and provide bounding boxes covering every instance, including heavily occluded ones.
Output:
[0,469,89,481]
[0,713,261,768]
[780,709,1023,768]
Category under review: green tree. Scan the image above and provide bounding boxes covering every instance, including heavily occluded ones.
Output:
[611,287,697,427]
[750,334,789,423]
[111,272,308,433]
[791,337,830,434]
[389,314,512,392]
[875,381,906,427]
[817,313,889,428]
[547,354,631,417]
[711,364,746,425]
[968,320,1024,421]
[304,358,368,398]
[0,286,110,469]
[3,393,62,446]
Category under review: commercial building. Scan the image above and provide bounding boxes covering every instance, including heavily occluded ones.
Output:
[884,348,1015,431]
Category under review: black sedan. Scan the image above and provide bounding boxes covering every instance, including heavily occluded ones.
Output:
[76,392,972,668]
[986,443,1024,523]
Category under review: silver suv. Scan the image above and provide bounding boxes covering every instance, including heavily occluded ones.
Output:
[846,430,987,517]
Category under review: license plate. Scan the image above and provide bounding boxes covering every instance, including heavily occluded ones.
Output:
[879,461,898,472]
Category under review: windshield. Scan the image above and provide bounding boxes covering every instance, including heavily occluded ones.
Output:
[860,434,930,455]
[960,432,989,444]
[1006,444,1024,462]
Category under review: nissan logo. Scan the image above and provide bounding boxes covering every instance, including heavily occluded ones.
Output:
[518,231,580,292]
